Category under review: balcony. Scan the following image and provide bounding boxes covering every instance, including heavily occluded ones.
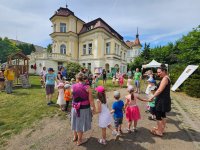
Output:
[29,52,70,62]
[104,53,121,60]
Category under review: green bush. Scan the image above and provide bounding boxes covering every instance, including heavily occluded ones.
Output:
[65,62,83,80]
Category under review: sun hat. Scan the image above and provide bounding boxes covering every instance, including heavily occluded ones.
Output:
[95,86,105,93]
[127,85,134,92]
[114,91,120,97]
[57,82,64,88]
[64,84,71,89]
[71,78,75,81]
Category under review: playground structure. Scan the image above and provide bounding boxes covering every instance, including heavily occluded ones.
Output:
[7,51,31,87]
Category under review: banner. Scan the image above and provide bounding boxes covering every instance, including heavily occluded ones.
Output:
[171,65,199,91]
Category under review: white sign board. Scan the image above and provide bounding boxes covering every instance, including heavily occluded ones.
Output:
[171,65,199,91]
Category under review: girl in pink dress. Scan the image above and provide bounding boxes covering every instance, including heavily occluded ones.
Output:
[125,85,147,132]
[119,74,124,88]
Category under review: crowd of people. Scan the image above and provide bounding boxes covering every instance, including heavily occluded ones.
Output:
[38,64,171,146]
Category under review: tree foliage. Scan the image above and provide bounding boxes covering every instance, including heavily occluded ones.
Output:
[129,25,200,97]
[16,43,36,55]
[0,37,19,63]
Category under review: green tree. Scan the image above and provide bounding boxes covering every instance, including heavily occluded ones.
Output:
[47,44,52,53]
[0,37,19,63]
[16,43,36,55]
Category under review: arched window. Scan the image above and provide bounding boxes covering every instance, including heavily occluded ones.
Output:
[60,44,66,54]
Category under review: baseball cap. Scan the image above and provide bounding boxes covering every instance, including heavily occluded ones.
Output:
[48,68,54,72]
[64,84,71,89]
[95,86,105,93]
[114,91,120,97]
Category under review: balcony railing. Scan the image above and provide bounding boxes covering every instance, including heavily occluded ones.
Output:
[29,52,70,61]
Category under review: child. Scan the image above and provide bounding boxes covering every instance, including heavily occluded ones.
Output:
[70,78,76,85]
[64,84,72,113]
[111,91,124,135]
[0,71,5,92]
[124,86,147,132]
[119,74,124,88]
[112,75,116,85]
[95,86,119,145]
[92,75,98,88]
[57,82,66,111]
[138,86,157,120]
[126,76,132,87]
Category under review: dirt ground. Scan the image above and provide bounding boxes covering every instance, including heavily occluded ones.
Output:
[4,88,200,150]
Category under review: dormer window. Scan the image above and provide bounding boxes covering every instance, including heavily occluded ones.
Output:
[60,23,66,32]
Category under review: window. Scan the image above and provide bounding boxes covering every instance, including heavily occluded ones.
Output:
[82,63,85,67]
[120,51,122,59]
[88,63,91,71]
[115,43,117,54]
[54,24,56,32]
[124,53,126,60]
[83,44,86,55]
[60,44,66,54]
[88,43,92,55]
[60,23,66,32]
[106,42,110,54]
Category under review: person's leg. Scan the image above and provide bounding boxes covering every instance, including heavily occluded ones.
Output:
[73,131,78,141]
[128,121,132,130]
[10,81,13,93]
[77,131,86,145]
[102,128,106,140]
[137,81,140,93]
[133,120,138,130]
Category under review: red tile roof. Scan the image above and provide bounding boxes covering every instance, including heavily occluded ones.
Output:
[79,18,124,41]
[50,7,85,23]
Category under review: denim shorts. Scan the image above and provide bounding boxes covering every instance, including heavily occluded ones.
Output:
[114,118,123,128]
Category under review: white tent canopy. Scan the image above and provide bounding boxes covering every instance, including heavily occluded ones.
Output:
[142,59,168,69]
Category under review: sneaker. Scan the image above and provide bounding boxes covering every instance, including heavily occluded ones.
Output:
[126,128,131,133]
[47,102,51,106]
[115,133,120,141]
[132,128,138,132]
[112,130,118,136]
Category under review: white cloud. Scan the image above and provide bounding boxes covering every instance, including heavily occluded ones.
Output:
[0,0,199,47]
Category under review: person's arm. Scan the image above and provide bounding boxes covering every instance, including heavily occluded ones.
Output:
[110,109,115,114]
[148,77,169,101]
[96,100,102,114]
[88,86,96,113]
[137,96,148,102]
[124,97,129,110]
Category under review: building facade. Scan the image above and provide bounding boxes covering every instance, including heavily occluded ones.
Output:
[126,30,142,63]
[29,7,129,74]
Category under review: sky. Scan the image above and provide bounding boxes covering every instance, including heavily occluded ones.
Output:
[0,0,199,48]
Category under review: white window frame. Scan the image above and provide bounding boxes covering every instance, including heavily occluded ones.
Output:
[88,43,92,55]
[106,42,111,54]
[60,23,66,32]
[83,44,86,55]
[60,44,66,54]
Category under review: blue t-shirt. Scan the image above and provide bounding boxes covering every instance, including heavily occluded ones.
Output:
[45,73,57,85]
[112,100,124,118]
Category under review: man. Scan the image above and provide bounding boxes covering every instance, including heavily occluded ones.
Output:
[134,68,142,93]
[44,68,57,105]
[4,65,15,94]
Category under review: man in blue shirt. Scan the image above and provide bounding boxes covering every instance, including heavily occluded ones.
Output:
[44,68,57,105]
[111,91,124,135]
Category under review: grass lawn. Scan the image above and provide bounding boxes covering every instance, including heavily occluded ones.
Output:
[0,76,63,147]
[0,76,146,147]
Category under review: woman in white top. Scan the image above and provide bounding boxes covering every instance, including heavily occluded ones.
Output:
[95,86,119,145]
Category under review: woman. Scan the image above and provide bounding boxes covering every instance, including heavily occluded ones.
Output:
[148,64,171,136]
[102,69,107,85]
[71,72,96,146]
[4,65,15,94]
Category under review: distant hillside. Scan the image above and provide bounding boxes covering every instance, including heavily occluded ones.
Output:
[9,39,46,52]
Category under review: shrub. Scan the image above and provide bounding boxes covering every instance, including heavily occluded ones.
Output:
[65,62,83,80]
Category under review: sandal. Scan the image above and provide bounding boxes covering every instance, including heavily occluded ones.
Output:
[76,138,88,146]
[72,137,78,142]
[98,139,107,145]
[150,129,163,137]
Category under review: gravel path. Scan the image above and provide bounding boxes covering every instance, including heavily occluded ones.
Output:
[5,88,200,150]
